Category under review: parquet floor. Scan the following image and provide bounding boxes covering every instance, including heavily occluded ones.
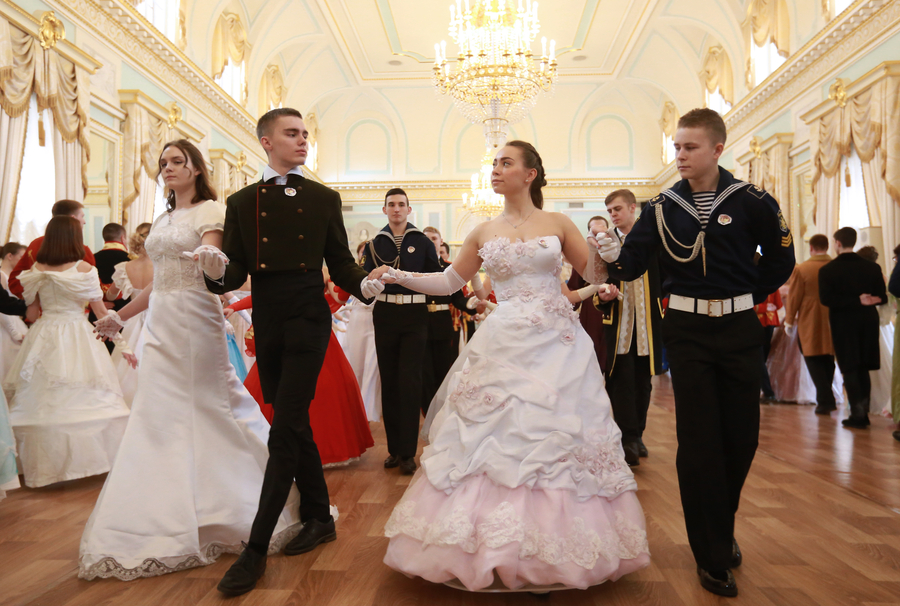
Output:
[3,375,900,606]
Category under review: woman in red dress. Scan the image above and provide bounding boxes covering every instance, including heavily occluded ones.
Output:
[226,284,373,467]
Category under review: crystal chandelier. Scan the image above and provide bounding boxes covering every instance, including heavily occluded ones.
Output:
[434,0,557,147]
[463,149,505,217]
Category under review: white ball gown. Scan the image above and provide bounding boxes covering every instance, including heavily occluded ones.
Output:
[383,236,650,591]
[109,262,147,407]
[79,201,301,580]
[342,297,382,422]
[4,266,129,488]
[869,302,895,414]
[0,271,28,382]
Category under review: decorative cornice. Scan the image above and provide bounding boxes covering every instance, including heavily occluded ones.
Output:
[800,61,900,123]
[48,0,266,163]
[119,90,204,142]
[210,149,257,180]
[724,0,896,142]
[90,93,127,121]
[0,0,101,72]
[737,133,794,165]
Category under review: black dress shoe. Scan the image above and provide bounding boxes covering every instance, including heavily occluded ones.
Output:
[384,455,400,468]
[842,416,870,429]
[284,517,336,556]
[623,442,640,467]
[815,405,837,415]
[217,543,266,597]
[893,430,900,443]
[697,567,737,597]
[637,438,649,458]
[731,539,742,568]
[399,457,417,475]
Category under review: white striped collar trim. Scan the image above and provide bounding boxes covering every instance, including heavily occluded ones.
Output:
[662,180,750,226]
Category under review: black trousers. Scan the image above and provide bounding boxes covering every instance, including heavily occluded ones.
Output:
[422,321,460,414]
[374,302,429,458]
[760,325,775,398]
[663,309,763,572]
[248,271,333,551]
[803,354,836,410]
[607,330,652,445]
[841,365,872,410]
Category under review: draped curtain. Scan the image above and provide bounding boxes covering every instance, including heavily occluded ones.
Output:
[211,13,249,79]
[700,45,734,105]
[0,17,91,237]
[745,0,790,57]
[258,64,283,117]
[811,76,900,255]
[122,103,171,230]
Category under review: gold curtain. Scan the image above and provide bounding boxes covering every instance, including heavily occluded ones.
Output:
[0,20,46,117]
[211,12,250,79]
[700,45,734,105]
[122,104,171,228]
[746,0,790,57]
[258,64,283,117]
[45,51,91,197]
[659,101,679,138]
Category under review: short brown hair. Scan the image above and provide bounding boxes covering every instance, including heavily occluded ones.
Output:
[257,108,303,140]
[159,140,217,212]
[102,223,126,242]
[857,245,879,263]
[51,199,84,217]
[36,216,84,266]
[587,216,609,231]
[677,108,727,145]
[423,226,441,237]
[809,234,828,252]
[833,227,857,249]
[385,188,409,205]
[605,189,636,207]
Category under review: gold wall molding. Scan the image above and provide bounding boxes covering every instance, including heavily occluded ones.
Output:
[38,10,65,49]
[725,0,896,143]
[50,0,265,163]
[119,90,204,142]
[800,61,900,122]
[0,0,100,72]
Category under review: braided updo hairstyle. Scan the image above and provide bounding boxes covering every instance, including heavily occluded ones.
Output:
[506,140,547,209]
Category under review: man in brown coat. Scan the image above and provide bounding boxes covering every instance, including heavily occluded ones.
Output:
[784,234,836,414]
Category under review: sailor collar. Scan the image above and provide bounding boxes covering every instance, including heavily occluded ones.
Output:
[658,167,750,226]
[375,223,424,242]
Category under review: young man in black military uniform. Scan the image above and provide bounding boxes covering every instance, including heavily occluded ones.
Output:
[601,109,795,597]
[363,190,442,475]
[595,190,663,467]
[201,108,382,597]
[421,226,471,414]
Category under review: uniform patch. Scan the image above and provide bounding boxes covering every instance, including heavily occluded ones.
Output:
[407,246,415,253]
[285,187,297,197]
[649,194,664,206]
[777,210,789,233]
[748,184,767,199]
[718,214,732,226]
[781,233,793,248]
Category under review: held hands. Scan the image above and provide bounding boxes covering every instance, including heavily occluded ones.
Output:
[183,245,229,280]
[367,266,393,283]
[360,275,385,299]
[597,283,622,302]
[93,310,126,340]
[223,308,235,320]
[588,232,621,263]
[860,294,882,306]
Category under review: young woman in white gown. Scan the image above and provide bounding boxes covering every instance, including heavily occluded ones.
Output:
[79,140,301,581]
[105,223,152,407]
[370,141,650,592]
[0,242,28,380]
[5,218,131,488]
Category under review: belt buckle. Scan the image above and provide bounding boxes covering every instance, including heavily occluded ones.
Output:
[395,295,404,305]
[707,299,725,318]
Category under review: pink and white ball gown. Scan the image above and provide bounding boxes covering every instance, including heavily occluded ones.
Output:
[383,235,650,591]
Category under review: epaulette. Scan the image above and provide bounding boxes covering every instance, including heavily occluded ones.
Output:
[745,183,770,200]
[648,193,665,206]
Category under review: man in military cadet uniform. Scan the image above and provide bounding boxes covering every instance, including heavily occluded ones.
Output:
[600,109,795,598]
[595,190,663,467]
[363,189,442,476]
[421,226,472,414]
[202,108,383,597]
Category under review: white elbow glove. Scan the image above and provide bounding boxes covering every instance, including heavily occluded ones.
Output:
[574,284,601,302]
[596,234,620,263]
[360,277,385,299]
[583,237,610,285]
[387,265,467,296]
[184,245,229,280]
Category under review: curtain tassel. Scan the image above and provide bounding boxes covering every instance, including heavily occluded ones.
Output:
[38,112,46,147]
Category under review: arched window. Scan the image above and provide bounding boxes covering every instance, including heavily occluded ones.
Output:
[259,65,284,116]
[11,95,57,243]
[701,45,733,115]
[837,147,869,231]
[744,0,790,88]
[750,40,786,87]
[659,101,679,166]
[134,0,180,43]
[212,12,250,106]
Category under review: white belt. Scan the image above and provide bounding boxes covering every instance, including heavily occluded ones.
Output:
[376,293,426,305]
[669,293,754,318]
[427,303,450,312]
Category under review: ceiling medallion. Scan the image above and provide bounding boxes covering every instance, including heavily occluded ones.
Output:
[433,0,557,146]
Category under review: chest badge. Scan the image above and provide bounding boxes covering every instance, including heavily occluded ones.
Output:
[718,214,733,226]
[285,187,297,197]
[407,246,415,253]
[538,238,549,248]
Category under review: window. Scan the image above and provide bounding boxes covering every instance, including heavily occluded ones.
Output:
[705,89,732,115]
[215,57,247,106]
[837,147,869,232]
[11,95,57,244]
[152,176,168,221]
[135,0,180,42]
[306,139,318,173]
[662,133,675,165]
[834,0,855,15]
[750,41,786,88]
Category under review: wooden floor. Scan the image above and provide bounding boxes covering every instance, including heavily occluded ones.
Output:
[3,375,900,606]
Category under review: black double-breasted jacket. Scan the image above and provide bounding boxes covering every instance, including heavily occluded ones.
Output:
[204,173,367,299]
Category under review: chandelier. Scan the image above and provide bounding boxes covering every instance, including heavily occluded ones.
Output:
[434,0,557,146]
[463,150,505,217]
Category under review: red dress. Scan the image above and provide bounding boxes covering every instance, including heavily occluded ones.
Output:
[229,291,374,466]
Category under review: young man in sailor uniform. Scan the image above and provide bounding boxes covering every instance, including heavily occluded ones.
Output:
[599,108,795,597]
[364,189,442,475]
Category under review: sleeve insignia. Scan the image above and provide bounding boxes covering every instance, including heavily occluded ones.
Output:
[748,184,767,199]
[649,194,664,206]
[781,233,793,248]
[777,210,789,233]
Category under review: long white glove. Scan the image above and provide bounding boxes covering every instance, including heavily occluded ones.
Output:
[183,245,229,280]
[597,234,620,263]
[0,314,24,344]
[574,284,601,302]
[94,310,126,340]
[386,265,467,296]
[360,277,385,299]
[582,236,610,285]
